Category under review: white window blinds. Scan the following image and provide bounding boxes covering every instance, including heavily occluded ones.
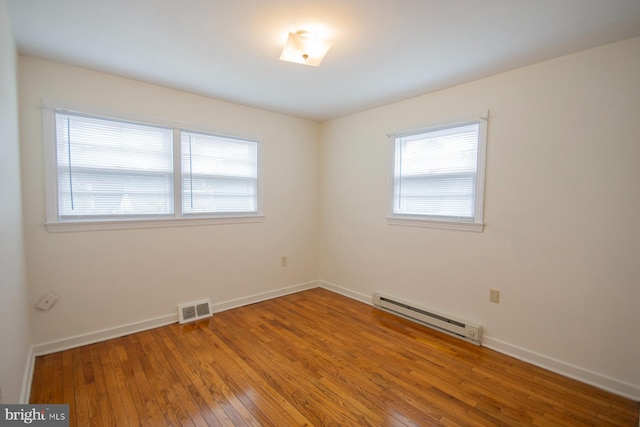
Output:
[393,122,480,221]
[55,111,174,219]
[181,131,258,215]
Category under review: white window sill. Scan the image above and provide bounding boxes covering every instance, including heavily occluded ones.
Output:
[46,215,265,233]
[386,216,484,232]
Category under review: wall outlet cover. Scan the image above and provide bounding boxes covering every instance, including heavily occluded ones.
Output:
[490,289,500,304]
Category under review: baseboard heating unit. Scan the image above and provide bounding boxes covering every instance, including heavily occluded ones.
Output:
[372,293,482,345]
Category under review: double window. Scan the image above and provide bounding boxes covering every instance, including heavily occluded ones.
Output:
[45,103,261,231]
[389,114,488,231]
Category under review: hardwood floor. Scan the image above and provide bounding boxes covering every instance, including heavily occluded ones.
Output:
[31,288,638,426]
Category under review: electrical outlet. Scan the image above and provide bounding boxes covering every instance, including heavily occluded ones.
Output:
[490,289,500,304]
[280,256,288,267]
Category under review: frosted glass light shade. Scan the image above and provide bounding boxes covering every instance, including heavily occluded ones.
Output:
[279,31,333,67]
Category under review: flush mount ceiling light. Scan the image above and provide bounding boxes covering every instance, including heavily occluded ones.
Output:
[279,30,333,67]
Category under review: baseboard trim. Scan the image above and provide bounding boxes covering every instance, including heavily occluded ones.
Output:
[20,346,35,404]
[482,336,640,401]
[32,313,178,357]
[31,281,319,357]
[211,281,318,313]
[318,280,371,305]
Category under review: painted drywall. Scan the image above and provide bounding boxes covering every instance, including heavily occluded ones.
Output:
[0,0,31,403]
[319,38,640,396]
[19,56,320,345]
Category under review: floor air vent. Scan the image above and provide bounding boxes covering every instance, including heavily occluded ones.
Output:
[372,293,482,345]
[178,299,212,324]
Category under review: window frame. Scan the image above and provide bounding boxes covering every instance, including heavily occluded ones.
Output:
[387,112,488,232]
[43,100,263,232]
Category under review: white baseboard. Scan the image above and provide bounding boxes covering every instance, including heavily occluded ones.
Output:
[32,313,179,357]
[482,336,640,401]
[318,280,371,305]
[20,346,35,404]
[211,281,318,313]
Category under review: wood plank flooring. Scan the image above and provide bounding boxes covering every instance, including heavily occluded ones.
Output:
[30,288,639,426]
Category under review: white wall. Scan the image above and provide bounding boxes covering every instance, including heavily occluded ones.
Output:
[0,0,31,404]
[19,57,320,346]
[319,38,640,398]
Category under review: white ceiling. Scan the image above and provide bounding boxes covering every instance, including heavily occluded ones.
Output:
[7,0,640,121]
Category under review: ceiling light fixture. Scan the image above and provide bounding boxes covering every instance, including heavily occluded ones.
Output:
[279,30,333,67]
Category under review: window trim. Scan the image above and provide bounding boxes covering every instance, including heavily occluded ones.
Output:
[387,112,488,232]
[43,99,263,232]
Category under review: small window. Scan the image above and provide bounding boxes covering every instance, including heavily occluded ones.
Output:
[181,131,259,216]
[389,115,487,231]
[45,102,263,231]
